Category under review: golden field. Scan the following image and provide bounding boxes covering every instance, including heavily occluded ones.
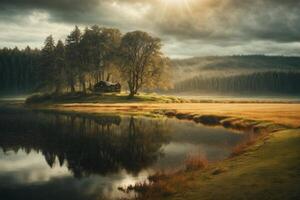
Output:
[49,103,300,128]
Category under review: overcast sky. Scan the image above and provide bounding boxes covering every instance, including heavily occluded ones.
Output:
[1,0,300,58]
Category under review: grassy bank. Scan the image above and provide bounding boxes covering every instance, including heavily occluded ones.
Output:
[29,102,300,128]
[126,128,300,200]
[25,92,187,104]
[21,101,300,200]
[113,109,299,200]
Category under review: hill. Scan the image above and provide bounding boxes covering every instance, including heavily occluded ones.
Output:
[171,55,300,82]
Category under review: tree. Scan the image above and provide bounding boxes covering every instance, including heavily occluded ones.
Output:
[98,27,122,82]
[0,26,174,96]
[118,31,169,97]
[81,26,121,84]
[41,35,56,90]
[65,26,82,93]
[53,40,66,93]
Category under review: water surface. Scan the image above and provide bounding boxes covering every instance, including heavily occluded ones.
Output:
[0,109,243,199]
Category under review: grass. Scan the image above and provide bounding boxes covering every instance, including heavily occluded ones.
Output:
[119,129,300,200]
[20,97,300,200]
[107,108,298,200]
[184,154,209,172]
[28,102,300,128]
[169,129,300,200]
[230,132,268,157]
[25,92,187,104]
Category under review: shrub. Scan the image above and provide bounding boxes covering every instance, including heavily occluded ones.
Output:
[185,154,208,171]
[25,93,52,104]
[230,133,262,157]
[194,115,227,126]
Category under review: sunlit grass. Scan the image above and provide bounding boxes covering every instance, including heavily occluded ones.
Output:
[185,154,208,172]
[119,128,300,200]
[25,92,188,104]
[17,94,300,200]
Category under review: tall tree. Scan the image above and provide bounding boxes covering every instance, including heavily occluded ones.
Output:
[41,35,56,90]
[65,26,82,93]
[53,40,66,93]
[81,26,121,84]
[118,31,169,97]
[98,27,122,81]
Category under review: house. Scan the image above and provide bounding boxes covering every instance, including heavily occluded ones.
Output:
[93,81,121,93]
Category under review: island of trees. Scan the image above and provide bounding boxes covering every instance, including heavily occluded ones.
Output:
[0,25,170,97]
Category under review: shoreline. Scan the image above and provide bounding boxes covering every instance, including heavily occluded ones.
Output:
[2,101,300,199]
[26,102,300,128]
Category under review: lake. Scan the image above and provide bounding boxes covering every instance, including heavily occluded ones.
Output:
[0,109,244,200]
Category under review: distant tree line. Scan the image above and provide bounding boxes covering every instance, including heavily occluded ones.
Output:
[0,25,170,97]
[172,55,300,70]
[175,71,300,94]
[0,47,41,94]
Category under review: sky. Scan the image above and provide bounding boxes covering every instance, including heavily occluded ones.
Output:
[1,0,300,58]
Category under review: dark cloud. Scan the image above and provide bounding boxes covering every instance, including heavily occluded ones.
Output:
[0,0,102,25]
[0,0,300,56]
[152,0,300,43]
[0,0,100,12]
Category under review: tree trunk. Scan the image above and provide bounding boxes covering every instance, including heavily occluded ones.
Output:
[55,83,61,94]
[128,81,136,98]
[106,73,111,82]
[128,92,135,98]
[70,80,75,93]
[81,81,86,93]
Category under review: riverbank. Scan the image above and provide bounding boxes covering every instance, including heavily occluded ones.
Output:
[143,128,300,200]
[24,92,300,104]
[24,93,188,104]
[22,101,300,200]
[30,102,300,128]
[2,98,299,200]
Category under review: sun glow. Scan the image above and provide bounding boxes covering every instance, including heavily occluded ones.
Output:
[162,0,192,6]
[163,0,187,4]
[159,0,194,17]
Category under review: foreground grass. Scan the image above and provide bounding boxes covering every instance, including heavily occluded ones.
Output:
[114,110,299,200]
[155,128,300,200]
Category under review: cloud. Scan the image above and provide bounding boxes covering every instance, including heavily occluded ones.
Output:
[0,0,100,12]
[148,0,300,43]
[0,0,300,57]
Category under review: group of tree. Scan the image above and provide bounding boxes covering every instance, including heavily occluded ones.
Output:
[175,71,300,95]
[172,55,300,71]
[0,25,170,97]
[0,47,41,94]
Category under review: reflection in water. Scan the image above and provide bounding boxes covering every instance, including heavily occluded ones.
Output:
[0,111,169,177]
[0,109,242,199]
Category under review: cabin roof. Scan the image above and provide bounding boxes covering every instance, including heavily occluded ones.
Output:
[95,81,119,87]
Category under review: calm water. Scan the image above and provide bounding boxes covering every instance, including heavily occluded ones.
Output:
[0,109,243,200]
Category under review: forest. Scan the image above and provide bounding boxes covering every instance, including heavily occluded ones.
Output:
[172,55,300,71]
[0,25,169,97]
[0,47,41,94]
[175,71,300,95]
[1,27,300,96]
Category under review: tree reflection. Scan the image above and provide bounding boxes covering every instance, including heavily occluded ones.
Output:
[0,110,170,177]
